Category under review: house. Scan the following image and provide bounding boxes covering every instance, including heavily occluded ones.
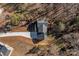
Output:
[28,18,48,41]
[0,42,13,56]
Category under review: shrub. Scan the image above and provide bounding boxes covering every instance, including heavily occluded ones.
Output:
[10,13,20,26]
[58,22,65,32]
[76,16,79,25]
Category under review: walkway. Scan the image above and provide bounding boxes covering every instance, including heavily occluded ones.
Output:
[0,32,38,39]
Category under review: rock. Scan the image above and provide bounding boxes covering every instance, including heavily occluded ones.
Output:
[59,33,79,55]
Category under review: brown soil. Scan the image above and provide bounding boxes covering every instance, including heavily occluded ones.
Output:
[0,36,34,56]
[11,26,28,32]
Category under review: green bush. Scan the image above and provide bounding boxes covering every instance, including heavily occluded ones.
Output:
[58,22,65,31]
[10,13,20,26]
[76,16,79,25]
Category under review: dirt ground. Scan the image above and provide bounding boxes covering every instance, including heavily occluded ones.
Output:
[0,36,34,56]
[11,26,28,32]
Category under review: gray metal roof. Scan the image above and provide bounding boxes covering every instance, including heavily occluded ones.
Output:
[0,42,13,56]
[37,18,48,24]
